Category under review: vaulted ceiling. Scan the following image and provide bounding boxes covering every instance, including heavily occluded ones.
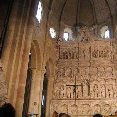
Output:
[43,0,117,28]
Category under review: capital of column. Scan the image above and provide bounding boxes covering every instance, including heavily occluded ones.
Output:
[41,69,46,75]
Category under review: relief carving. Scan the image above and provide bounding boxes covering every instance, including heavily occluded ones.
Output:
[93,84,99,98]
[81,104,90,115]
[82,82,89,98]
[66,86,73,99]
[92,46,111,59]
[70,104,78,115]
[114,85,117,97]
[106,84,113,98]
[57,68,65,78]
[76,86,82,98]
[100,84,106,98]
[102,104,111,115]
[65,68,72,78]
[106,67,113,77]
[98,67,105,77]
[60,85,66,99]
[51,28,117,117]
[61,104,68,113]
[93,104,101,114]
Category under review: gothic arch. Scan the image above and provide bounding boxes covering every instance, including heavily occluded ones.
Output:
[27,40,43,116]
[31,40,42,70]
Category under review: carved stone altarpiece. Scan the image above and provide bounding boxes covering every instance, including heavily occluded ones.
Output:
[50,27,117,117]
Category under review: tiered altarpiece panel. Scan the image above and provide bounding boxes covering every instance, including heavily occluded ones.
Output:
[50,27,117,117]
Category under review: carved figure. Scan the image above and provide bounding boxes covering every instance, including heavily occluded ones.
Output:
[103,104,111,114]
[72,50,78,59]
[66,86,73,99]
[76,86,82,98]
[60,85,66,98]
[71,104,78,115]
[61,104,68,113]
[114,85,117,97]
[74,68,79,76]
[100,85,106,98]
[106,84,113,98]
[82,82,88,98]
[98,67,105,77]
[93,84,99,98]
[106,67,113,77]
[93,104,101,114]
[82,104,90,115]
[79,48,86,60]
[92,50,98,58]
[63,51,68,59]
[58,68,65,78]
[65,68,72,78]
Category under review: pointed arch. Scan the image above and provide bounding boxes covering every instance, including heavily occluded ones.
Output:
[31,40,42,70]
[27,40,43,116]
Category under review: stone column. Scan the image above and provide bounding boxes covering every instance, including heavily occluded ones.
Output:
[46,75,55,117]
[28,69,42,115]
[38,69,46,117]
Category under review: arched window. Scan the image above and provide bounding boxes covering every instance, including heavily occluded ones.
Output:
[105,30,110,38]
[100,26,110,38]
[49,28,56,38]
[63,28,73,41]
[63,32,69,41]
[36,1,42,23]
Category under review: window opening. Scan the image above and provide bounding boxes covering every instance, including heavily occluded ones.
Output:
[63,32,69,41]
[100,26,110,38]
[105,30,110,38]
[36,1,42,23]
[49,28,56,38]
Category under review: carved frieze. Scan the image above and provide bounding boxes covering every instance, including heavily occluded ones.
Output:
[50,100,117,116]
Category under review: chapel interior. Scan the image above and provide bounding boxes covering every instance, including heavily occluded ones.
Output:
[0,0,117,117]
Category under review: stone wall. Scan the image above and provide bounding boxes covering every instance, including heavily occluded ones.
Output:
[0,61,8,106]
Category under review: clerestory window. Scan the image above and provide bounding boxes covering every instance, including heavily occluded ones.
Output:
[49,28,56,38]
[100,26,110,39]
[63,32,69,41]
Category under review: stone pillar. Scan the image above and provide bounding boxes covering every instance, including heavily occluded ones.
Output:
[46,75,55,117]
[28,69,42,115]
[38,69,46,117]
[14,0,36,115]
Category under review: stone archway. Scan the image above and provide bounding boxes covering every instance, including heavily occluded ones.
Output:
[27,40,43,117]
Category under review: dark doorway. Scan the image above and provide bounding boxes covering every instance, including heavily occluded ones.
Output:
[22,53,32,117]
[41,73,48,117]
